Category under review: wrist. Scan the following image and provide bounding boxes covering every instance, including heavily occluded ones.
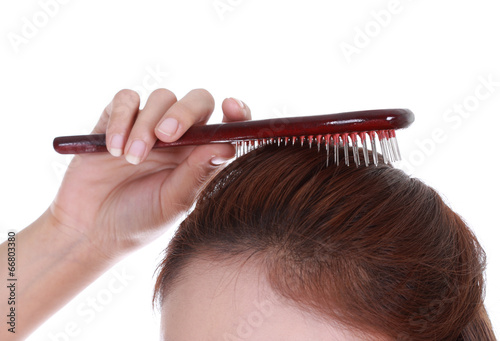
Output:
[43,205,126,268]
[4,207,127,338]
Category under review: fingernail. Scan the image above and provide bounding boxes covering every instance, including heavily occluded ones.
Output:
[210,155,232,166]
[231,97,245,109]
[125,140,146,165]
[109,135,124,157]
[158,117,179,137]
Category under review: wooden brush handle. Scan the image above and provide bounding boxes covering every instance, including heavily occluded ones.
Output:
[53,109,414,154]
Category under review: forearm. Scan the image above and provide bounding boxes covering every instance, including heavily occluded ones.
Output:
[0,209,122,340]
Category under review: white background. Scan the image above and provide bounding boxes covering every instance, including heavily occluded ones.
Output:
[1,0,499,339]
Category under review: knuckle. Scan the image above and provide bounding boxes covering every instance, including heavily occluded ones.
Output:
[191,88,215,107]
[114,89,140,107]
[193,167,211,187]
[195,166,211,183]
[168,101,193,125]
[150,88,177,102]
[186,157,210,184]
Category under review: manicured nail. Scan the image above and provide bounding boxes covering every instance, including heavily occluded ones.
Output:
[210,155,232,166]
[125,140,146,165]
[158,117,179,137]
[231,97,245,109]
[109,135,124,157]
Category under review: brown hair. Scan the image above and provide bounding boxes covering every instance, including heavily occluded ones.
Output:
[154,143,496,340]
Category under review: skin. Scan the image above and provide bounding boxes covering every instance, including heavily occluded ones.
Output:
[0,88,251,339]
[161,257,389,341]
[1,87,389,340]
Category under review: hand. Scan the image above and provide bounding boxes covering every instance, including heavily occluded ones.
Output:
[49,88,251,260]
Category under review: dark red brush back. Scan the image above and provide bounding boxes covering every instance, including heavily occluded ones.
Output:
[53,109,414,155]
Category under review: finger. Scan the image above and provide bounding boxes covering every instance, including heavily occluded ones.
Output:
[221,97,252,123]
[155,88,215,142]
[91,102,112,134]
[160,143,236,214]
[123,89,177,164]
[93,89,141,156]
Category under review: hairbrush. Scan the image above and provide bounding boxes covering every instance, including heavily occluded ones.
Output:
[53,108,414,167]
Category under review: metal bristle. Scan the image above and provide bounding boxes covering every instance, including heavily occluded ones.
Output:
[383,131,394,162]
[387,140,394,161]
[388,130,401,161]
[232,129,402,168]
[351,133,360,167]
[360,132,370,167]
[325,134,331,167]
[379,131,389,164]
[368,131,378,166]
[334,134,340,166]
[342,134,350,167]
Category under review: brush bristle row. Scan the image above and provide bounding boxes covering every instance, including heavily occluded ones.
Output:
[234,129,401,167]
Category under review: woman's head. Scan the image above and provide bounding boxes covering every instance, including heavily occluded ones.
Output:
[154,144,495,340]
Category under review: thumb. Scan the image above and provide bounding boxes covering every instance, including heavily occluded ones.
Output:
[160,143,235,213]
